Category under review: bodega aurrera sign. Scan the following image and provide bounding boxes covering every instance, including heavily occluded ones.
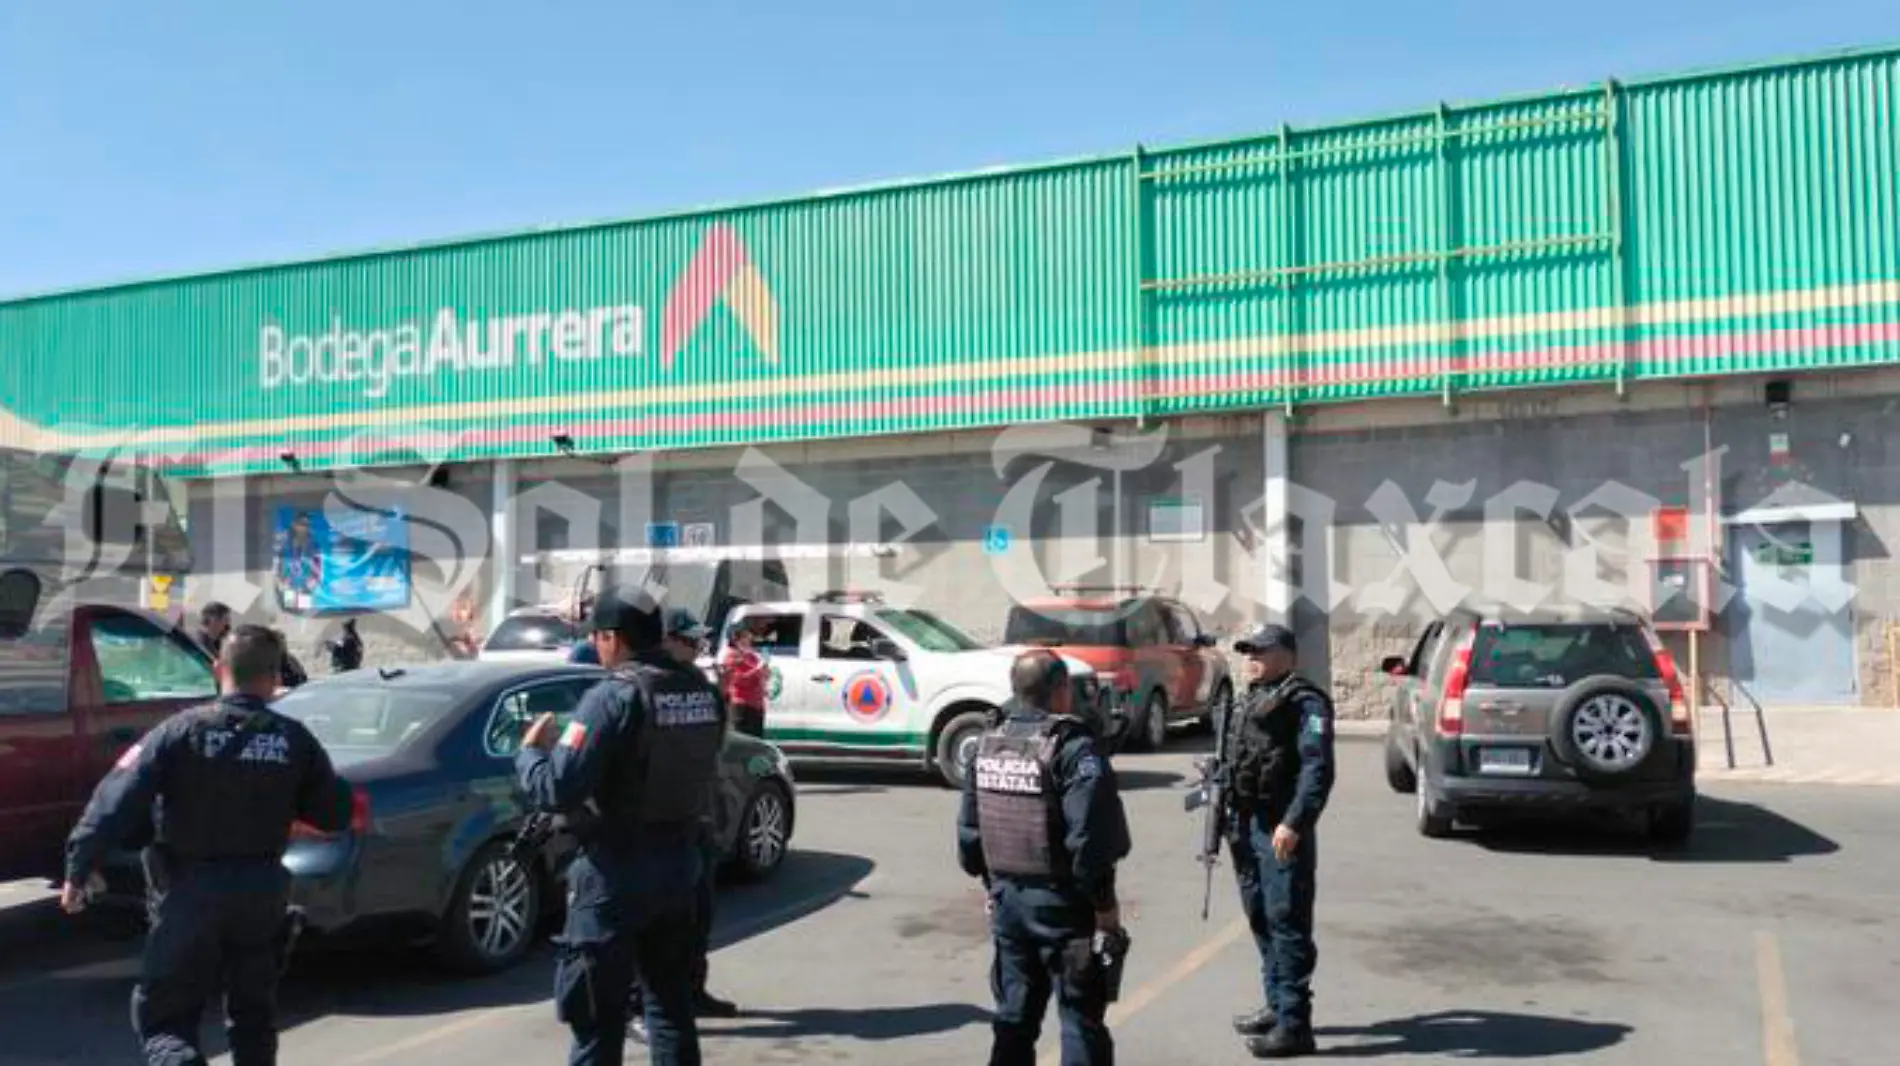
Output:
[258,303,646,400]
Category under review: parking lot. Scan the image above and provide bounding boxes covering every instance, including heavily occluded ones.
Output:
[1,733,1890,1065]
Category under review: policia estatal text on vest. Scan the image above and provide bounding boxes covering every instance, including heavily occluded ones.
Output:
[517,585,727,1066]
[1222,624,1338,1059]
[61,625,354,1066]
[958,649,1132,1066]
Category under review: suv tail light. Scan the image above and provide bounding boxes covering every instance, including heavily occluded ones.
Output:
[290,786,371,841]
[1437,639,1473,737]
[1641,629,1692,736]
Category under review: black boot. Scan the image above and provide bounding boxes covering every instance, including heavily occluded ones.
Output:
[1247,1025,1317,1058]
[1232,1007,1278,1036]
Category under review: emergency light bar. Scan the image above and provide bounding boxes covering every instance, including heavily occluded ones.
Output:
[521,543,898,566]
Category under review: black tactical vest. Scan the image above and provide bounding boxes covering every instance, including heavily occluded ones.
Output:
[159,700,306,863]
[973,714,1076,879]
[610,661,724,826]
[1227,675,1330,808]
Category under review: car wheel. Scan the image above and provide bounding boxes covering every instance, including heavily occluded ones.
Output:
[730,783,793,881]
[1384,726,1417,794]
[1415,750,1455,838]
[935,710,992,790]
[1137,692,1169,752]
[435,840,544,974]
[1647,797,1695,846]
[1551,678,1663,783]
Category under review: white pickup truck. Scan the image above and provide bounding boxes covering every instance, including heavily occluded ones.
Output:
[707,593,1114,789]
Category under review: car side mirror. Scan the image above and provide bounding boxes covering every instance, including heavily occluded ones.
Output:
[1193,633,1218,648]
[1380,656,1409,676]
[871,638,906,661]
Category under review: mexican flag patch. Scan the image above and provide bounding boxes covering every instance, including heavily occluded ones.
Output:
[559,721,589,750]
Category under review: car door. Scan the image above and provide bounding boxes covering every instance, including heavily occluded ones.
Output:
[1393,620,1445,746]
[70,606,219,788]
[805,612,913,749]
[475,676,602,886]
[1162,601,1216,710]
[1127,602,1179,713]
[0,600,82,882]
[738,610,811,742]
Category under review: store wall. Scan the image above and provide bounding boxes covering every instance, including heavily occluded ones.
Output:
[1294,369,1900,715]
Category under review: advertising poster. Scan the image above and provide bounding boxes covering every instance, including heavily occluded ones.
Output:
[273,505,411,614]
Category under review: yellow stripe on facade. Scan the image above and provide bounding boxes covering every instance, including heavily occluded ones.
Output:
[4,278,1898,451]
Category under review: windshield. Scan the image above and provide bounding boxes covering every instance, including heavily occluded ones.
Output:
[875,608,987,653]
[273,683,461,760]
[1467,623,1660,688]
[485,614,578,652]
[1003,606,1127,647]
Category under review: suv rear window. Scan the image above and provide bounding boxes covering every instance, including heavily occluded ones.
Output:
[1004,606,1128,647]
[1467,623,1659,689]
[485,614,578,652]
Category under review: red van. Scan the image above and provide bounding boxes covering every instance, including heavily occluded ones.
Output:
[1002,587,1232,753]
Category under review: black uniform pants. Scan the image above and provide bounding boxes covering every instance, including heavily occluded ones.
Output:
[1229,806,1319,1033]
[555,855,701,1066]
[732,703,766,739]
[133,864,290,1066]
[987,880,1113,1066]
[628,835,719,1013]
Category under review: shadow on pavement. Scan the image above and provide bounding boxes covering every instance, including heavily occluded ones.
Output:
[1469,795,1840,864]
[0,850,875,1064]
[716,1002,990,1042]
[1113,768,1185,791]
[1316,1010,1631,1058]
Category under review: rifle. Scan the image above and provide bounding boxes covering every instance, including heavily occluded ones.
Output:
[1182,686,1235,921]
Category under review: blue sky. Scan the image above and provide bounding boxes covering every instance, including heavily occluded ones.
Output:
[2,0,1892,299]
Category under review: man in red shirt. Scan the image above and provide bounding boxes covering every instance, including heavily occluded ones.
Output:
[721,623,769,739]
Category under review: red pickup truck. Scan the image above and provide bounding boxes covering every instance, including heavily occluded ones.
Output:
[0,597,222,884]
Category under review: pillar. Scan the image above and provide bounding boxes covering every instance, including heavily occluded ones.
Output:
[1262,410,1292,626]
[488,459,518,632]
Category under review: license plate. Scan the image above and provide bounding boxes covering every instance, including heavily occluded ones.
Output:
[1478,747,1533,775]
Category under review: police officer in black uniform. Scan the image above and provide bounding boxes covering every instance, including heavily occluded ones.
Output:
[517,586,725,1066]
[61,624,353,1066]
[1223,624,1337,1059]
[626,608,740,1044]
[959,649,1131,1066]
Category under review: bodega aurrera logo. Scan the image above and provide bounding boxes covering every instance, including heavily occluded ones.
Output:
[258,303,645,400]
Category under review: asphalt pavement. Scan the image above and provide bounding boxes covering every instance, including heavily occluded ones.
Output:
[1,731,1891,1065]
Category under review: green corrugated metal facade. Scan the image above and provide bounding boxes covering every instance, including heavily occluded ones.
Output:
[2,44,1896,477]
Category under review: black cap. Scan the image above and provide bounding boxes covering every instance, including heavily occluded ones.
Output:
[587,584,663,646]
[1234,624,1297,655]
[664,608,709,641]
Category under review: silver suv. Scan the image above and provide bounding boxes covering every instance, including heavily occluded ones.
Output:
[1380,607,1697,843]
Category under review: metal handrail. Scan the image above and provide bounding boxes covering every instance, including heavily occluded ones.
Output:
[1698,673,1774,769]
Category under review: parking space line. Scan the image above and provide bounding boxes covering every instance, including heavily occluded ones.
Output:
[1756,931,1802,1066]
[334,884,871,1064]
[1037,918,1250,1066]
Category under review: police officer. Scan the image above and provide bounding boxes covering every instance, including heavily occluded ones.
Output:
[626,609,740,1043]
[61,624,353,1066]
[518,586,725,1066]
[1223,624,1336,1059]
[958,649,1131,1066]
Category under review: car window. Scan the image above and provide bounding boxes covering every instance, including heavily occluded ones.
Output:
[1003,606,1126,647]
[1406,622,1445,675]
[1422,620,1468,683]
[484,678,596,758]
[274,683,462,757]
[1125,604,1168,648]
[740,613,804,657]
[819,614,878,660]
[87,612,217,703]
[875,609,986,653]
[1468,623,1660,688]
[1164,603,1200,644]
[484,614,579,652]
[0,612,69,717]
